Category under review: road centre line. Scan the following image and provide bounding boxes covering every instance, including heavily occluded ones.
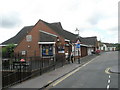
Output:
[52,56,99,87]
[107,75,111,90]
[108,79,111,83]
[107,85,110,90]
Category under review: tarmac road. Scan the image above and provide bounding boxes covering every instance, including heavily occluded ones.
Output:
[50,51,119,89]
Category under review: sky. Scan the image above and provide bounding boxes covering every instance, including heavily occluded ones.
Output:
[0,0,119,44]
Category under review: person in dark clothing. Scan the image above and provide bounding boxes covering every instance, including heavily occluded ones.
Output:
[65,51,70,64]
[71,52,74,63]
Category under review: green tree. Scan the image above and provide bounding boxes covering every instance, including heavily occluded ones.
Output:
[2,44,16,58]
[116,44,120,51]
[2,47,7,58]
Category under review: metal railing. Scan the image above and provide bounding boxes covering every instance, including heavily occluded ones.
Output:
[2,54,66,88]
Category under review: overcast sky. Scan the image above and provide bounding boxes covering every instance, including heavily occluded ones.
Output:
[0,0,119,44]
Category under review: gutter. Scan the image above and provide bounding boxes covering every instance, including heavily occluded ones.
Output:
[0,44,18,47]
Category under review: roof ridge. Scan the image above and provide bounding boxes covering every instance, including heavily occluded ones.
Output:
[83,36,97,38]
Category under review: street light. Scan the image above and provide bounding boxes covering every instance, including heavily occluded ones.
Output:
[76,40,81,64]
[75,28,81,64]
[75,28,80,36]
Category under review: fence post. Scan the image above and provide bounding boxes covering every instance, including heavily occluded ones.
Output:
[29,57,32,78]
[40,57,42,75]
[41,57,43,75]
[20,62,22,83]
[34,51,36,57]
[54,54,56,70]
[62,55,64,66]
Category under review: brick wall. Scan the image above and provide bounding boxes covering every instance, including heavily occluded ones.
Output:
[14,20,65,57]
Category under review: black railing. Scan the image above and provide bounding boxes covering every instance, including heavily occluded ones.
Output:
[2,54,66,88]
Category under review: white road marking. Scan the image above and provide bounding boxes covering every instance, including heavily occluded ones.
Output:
[52,56,99,87]
[107,75,111,90]
[107,85,110,90]
[108,79,111,83]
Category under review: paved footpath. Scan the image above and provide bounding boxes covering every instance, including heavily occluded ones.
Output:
[10,54,98,89]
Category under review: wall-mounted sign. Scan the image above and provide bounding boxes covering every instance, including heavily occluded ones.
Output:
[57,46,64,53]
[58,51,64,53]
[76,44,81,48]
[26,35,32,42]
[42,44,53,56]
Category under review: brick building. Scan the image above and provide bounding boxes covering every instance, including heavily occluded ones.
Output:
[2,19,98,58]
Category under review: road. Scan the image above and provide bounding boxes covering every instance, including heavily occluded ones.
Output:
[49,51,119,89]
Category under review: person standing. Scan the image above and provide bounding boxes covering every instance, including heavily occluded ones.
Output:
[71,52,74,63]
[65,51,70,63]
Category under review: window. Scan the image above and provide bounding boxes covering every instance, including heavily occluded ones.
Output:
[21,51,26,55]
[42,44,53,56]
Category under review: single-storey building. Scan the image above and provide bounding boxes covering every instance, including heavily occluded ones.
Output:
[100,43,116,51]
[1,19,98,59]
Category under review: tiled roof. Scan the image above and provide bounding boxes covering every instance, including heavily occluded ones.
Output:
[43,20,97,46]
[42,20,79,42]
[2,26,33,45]
[1,20,97,47]
[39,31,57,42]
[81,36,97,46]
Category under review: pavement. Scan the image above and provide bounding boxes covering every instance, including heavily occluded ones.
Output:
[10,54,97,89]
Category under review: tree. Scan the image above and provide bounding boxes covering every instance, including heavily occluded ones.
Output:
[116,44,120,51]
[2,47,7,58]
[2,44,16,58]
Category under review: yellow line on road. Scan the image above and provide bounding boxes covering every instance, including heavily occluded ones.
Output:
[52,56,99,87]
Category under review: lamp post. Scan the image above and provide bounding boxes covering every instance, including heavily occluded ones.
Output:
[75,28,80,36]
[76,40,81,64]
[75,28,81,64]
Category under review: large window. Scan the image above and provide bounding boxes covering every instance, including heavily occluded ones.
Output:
[42,44,53,56]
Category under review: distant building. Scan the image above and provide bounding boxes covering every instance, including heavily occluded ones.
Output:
[99,42,116,51]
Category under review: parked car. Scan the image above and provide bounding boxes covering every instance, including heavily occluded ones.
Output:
[96,50,100,55]
[91,50,100,55]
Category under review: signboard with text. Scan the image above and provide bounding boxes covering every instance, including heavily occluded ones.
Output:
[76,44,80,48]
[76,40,81,48]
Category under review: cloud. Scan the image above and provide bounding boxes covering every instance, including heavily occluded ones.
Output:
[0,12,22,28]
[80,29,104,40]
[88,13,105,25]
[103,35,118,43]
[97,17,117,31]
[109,27,118,31]
[0,0,119,43]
